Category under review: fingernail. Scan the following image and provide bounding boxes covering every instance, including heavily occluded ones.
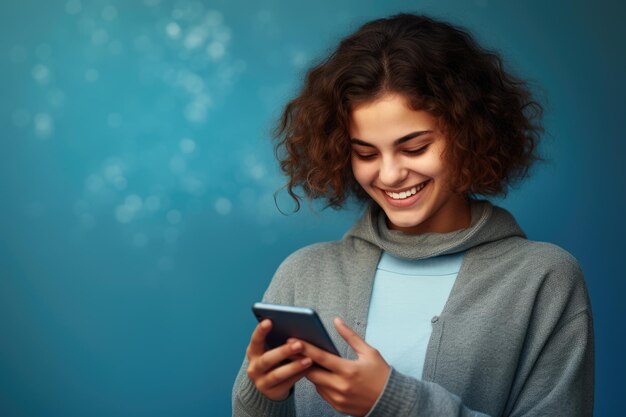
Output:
[291,342,302,351]
[261,320,271,329]
[301,358,312,366]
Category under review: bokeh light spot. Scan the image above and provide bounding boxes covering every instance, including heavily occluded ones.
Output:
[114,194,143,224]
[291,50,309,68]
[166,22,181,39]
[104,163,123,181]
[183,27,207,50]
[32,64,50,84]
[215,197,232,215]
[115,205,134,223]
[184,94,211,123]
[91,28,109,46]
[180,138,196,154]
[207,41,225,60]
[34,113,54,139]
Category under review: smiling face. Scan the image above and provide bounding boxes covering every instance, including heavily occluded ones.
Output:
[349,94,471,234]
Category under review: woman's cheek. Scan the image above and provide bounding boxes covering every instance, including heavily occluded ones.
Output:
[351,161,371,188]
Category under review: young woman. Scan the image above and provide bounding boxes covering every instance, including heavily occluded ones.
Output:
[232,13,593,417]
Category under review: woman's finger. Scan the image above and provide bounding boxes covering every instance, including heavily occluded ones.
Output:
[267,369,310,398]
[334,317,370,356]
[253,340,305,374]
[259,356,313,389]
[292,338,345,373]
[303,364,336,388]
[247,319,272,359]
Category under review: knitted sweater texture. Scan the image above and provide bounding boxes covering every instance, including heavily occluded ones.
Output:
[232,200,594,416]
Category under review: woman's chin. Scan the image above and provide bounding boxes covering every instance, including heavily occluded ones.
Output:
[385,213,426,232]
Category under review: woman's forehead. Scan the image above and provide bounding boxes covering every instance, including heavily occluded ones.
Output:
[348,94,439,139]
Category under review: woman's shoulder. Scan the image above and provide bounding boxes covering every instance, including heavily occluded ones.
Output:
[515,239,582,278]
[474,235,587,300]
[524,240,588,300]
[491,238,589,309]
[478,233,581,274]
[518,239,581,270]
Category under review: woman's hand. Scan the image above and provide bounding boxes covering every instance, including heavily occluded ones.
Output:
[246,319,314,401]
[297,317,391,417]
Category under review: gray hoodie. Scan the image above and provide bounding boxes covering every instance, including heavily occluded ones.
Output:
[232,200,594,416]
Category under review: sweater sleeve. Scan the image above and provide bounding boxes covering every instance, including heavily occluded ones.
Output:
[232,357,297,417]
[365,368,491,417]
[231,251,301,417]
[506,256,594,416]
[366,257,594,417]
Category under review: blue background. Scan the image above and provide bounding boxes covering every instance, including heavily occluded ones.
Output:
[1,1,624,416]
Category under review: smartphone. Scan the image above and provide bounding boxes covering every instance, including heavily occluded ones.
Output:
[252,302,341,356]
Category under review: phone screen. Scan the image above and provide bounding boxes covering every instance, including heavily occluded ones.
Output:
[252,303,341,356]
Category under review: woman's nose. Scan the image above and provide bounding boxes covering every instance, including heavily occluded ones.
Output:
[378,156,408,186]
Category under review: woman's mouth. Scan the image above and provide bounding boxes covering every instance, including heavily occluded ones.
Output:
[381,180,430,207]
[384,181,428,200]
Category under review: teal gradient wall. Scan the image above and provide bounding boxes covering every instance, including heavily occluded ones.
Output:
[1,1,624,416]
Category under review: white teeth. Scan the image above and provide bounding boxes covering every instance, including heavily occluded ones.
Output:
[385,182,427,200]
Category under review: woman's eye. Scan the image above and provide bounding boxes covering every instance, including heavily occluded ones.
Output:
[352,149,378,160]
[405,145,429,155]
[354,152,377,160]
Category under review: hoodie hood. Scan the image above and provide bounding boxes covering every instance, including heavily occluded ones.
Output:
[345,200,526,260]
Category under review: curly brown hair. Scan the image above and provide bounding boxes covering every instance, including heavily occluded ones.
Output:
[274,13,543,209]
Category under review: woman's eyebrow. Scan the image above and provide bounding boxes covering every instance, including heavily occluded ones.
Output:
[350,130,433,147]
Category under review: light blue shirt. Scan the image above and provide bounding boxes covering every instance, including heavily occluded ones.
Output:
[364,251,464,380]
